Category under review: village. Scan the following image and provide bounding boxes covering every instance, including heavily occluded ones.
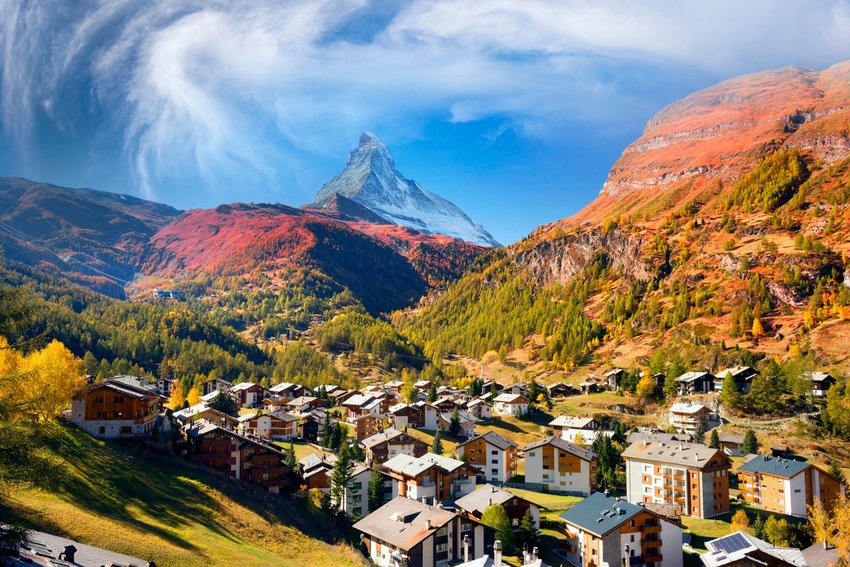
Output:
[49,364,846,567]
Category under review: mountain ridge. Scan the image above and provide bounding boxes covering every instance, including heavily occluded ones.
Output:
[313,132,500,247]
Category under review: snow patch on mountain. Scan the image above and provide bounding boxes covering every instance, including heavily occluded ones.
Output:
[313,133,499,246]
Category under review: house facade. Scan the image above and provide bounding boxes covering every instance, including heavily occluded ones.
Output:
[456,431,518,483]
[455,484,540,530]
[185,423,297,493]
[622,440,732,519]
[237,411,298,441]
[363,428,428,465]
[383,453,479,503]
[668,402,716,438]
[492,393,529,416]
[675,371,714,396]
[353,497,494,567]
[523,436,596,496]
[559,492,684,567]
[70,378,164,439]
[737,456,846,517]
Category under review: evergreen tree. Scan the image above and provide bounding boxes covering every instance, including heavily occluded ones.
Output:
[743,429,758,454]
[708,429,719,449]
[432,430,444,455]
[720,372,742,412]
[330,443,355,513]
[210,392,239,417]
[829,459,847,487]
[367,462,385,512]
[592,434,619,489]
[285,442,298,472]
[448,407,462,437]
[752,513,765,539]
[320,413,332,448]
[517,509,540,552]
[428,384,438,403]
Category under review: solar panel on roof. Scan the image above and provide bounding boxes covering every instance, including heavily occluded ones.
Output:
[713,532,749,554]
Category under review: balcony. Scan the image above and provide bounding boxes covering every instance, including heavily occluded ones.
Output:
[641,525,662,535]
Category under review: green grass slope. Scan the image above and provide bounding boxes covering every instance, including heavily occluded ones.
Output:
[1,424,365,567]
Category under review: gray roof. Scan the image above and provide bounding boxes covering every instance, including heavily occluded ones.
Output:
[109,375,161,394]
[383,453,467,477]
[549,416,596,429]
[353,496,456,550]
[16,528,150,566]
[458,431,517,451]
[524,436,595,461]
[801,542,840,567]
[362,428,409,448]
[737,455,810,479]
[622,439,726,469]
[299,452,338,470]
[454,484,534,516]
[626,430,689,445]
[559,493,645,537]
[676,371,714,383]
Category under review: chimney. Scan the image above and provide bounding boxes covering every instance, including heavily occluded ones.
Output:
[532,546,539,560]
[494,540,503,567]
[425,519,432,530]
[463,534,470,563]
[59,545,77,562]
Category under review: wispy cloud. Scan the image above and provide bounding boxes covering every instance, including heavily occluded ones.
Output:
[1,0,850,203]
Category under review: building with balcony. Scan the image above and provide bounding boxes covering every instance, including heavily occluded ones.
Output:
[559,492,684,567]
[737,455,846,518]
[674,371,714,396]
[523,436,596,496]
[383,453,480,504]
[236,411,298,441]
[622,439,732,519]
[457,431,518,483]
[668,402,717,439]
[492,393,529,416]
[185,423,297,493]
[389,401,440,430]
[363,428,428,465]
[353,497,495,567]
[713,366,759,394]
[70,376,164,440]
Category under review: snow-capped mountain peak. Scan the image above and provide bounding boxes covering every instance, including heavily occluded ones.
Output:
[313,133,500,247]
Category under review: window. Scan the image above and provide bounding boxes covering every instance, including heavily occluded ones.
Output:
[630,535,635,542]
[491,459,498,464]
[436,527,447,536]
[113,396,124,403]
[93,397,104,404]
[98,426,106,434]
[491,469,499,476]
[119,426,132,434]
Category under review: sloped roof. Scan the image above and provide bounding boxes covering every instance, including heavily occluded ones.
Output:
[353,496,455,551]
[17,528,150,567]
[701,531,806,567]
[457,431,517,451]
[493,393,527,404]
[670,402,710,414]
[454,484,533,516]
[676,371,713,383]
[549,416,596,429]
[559,493,645,537]
[621,440,726,469]
[362,428,408,448]
[383,453,467,477]
[737,455,810,479]
[524,436,595,461]
[343,394,375,407]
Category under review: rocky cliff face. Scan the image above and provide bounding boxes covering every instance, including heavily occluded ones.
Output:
[312,133,499,247]
[513,228,651,286]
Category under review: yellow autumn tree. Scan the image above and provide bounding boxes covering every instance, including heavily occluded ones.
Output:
[168,386,185,410]
[636,375,656,400]
[0,337,84,421]
[186,386,201,406]
[731,509,751,534]
[808,495,850,563]
[751,317,765,338]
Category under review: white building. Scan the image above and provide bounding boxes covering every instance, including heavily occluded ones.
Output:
[523,436,595,496]
[492,393,529,416]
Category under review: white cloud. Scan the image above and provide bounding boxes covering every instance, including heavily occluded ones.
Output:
[1,0,850,201]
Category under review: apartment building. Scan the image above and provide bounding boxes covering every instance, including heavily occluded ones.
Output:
[559,492,684,567]
[668,402,716,438]
[622,440,732,519]
[383,453,479,503]
[523,436,596,496]
[737,455,846,518]
[456,431,518,483]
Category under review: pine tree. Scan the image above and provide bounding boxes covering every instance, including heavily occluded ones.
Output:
[330,443,355,513]
[743,430,758,455]
[752,513,765,539]
[367,463,385,512]
[428,384,438,403]
[449,407,462,437]
[321,414,332,448]
[286,442,297,472]
[721,372,742,412]
[829,459,847,487]
[708,429,720,449]
[517,509,540,552]
[432,430,444,455]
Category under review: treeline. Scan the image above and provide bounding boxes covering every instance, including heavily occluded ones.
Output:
[270,342,354,389]
[397,256,605,368]
[723,149,808,213]
[313,311,425,370]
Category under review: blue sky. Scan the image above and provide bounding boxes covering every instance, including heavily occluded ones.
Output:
[2,1,850,244]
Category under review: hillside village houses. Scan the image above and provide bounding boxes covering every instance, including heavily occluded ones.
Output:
[492,393,529,416]
[805,370,836,397]
[173,402,238,429]
[70,375,165,439]
[363,428,429,465]
[455,484,540,530]
[548,415,614,444]
[456,431,518,483]
[236,410,298,441]
[675,371,715,396]
[622,439,732,519]
[713,366,759,393]
[559,492,684,567]
[668,401,718,439]
[523,436,596,496]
